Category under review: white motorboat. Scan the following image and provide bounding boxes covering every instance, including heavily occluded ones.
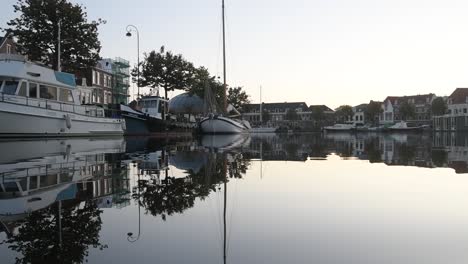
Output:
[388,121,423,132]
[323,122,356,131]
[0,54,124,137]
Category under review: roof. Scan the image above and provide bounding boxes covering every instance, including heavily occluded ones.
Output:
[243,102,309,112]
[353,103,368,112]
[309,105,334,113]
[384,94,435,105]
[448,88,468,104]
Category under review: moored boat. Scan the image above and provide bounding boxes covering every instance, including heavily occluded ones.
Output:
[387,121,423,132]
[0,54,124,137]
[323,122,356,131]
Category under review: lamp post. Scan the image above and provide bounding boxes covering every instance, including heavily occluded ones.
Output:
[125,25,140,101]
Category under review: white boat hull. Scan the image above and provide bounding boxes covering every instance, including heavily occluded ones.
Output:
[0,100,124,137]
[199,116,250,134]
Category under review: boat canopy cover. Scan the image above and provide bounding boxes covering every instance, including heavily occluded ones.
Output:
[54,71,76,87]
[168,93,204,114]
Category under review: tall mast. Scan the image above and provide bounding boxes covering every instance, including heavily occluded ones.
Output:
[222,0,227,112]
[259,86,263,123]
[57,19,61,72]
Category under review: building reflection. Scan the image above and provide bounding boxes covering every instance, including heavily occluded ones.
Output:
[0,138,130,263]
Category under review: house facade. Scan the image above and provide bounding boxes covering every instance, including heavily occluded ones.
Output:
[380,94,435,124]
[433,88,468,131]
[76,58,130,105]
[76,62,113,105]
[0,33,18,55]
[352,103,367,124]
[242,102,334,130]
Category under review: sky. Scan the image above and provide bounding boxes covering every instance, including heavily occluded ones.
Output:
[2,0,468,109]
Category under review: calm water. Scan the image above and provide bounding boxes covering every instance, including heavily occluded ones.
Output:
[1,132,468,263]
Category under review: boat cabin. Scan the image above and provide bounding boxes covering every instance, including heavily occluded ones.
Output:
[138,96,168,120]
[0,55,107,118]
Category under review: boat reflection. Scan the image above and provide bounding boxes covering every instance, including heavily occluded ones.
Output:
[0,138,130,263]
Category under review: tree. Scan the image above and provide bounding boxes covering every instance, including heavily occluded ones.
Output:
[137,46,195,99]
[262,110,271,123]
[399,101,416,121]
[2,201,106,264]
[311,107,325,127]
[227,87,250,110]
[285,109,299,120]
[5,0,102,74]
[431,97,447,116]
[365,101,383,125]
[335,105,353,122]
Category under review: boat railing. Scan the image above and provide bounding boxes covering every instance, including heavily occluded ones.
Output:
[0,92,121,119]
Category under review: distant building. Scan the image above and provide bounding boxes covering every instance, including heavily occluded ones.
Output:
[433,88,468,131]
[352,103,367,124]
[76,57,130,105]
[0,32,18,54]
[76,61,113,104]
[242,102,335,130]
[380,94,435,124]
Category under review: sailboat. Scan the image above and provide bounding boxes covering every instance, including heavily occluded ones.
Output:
[198,0,251,134]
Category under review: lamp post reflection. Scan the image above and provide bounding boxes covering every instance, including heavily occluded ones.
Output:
[127,163,141,243]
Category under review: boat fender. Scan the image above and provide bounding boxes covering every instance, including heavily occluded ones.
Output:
[121,120,127,131]
[64,114,72,129]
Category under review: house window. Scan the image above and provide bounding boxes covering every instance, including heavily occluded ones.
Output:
[6,44,11,54]
[92,70,96,84]
[464,108,467,114]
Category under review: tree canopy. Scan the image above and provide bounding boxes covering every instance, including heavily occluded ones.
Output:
[431,97,447,116]
[365,101,383,125]
[335,105,353,122]
[5,0,102,74]
[137,46,194,100]
[399,101,416,120]
[227,87,250,110]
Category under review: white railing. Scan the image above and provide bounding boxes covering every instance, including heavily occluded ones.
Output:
[0,92,119,118]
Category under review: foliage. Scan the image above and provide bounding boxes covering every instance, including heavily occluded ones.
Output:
[5,0,102,74]
[398,101,416,120]
[431,97,447,116]
[285,108,300,120]
[365,101,383,125]
[432,149,448,167]
[227,87,250,110]
[335,105,353,122]
[262,110,271,123]
[311,107,325,127]
[1,201,106,264]
[133,151,248,220]
[136,46,195,99]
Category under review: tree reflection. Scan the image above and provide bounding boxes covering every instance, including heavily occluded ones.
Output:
[1,201,106,264]
[134,151,249,220]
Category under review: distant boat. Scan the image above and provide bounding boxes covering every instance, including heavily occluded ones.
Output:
[137,95,168,132]
[0,54,124,137]
[198,0,250,134]
[323,122,356,131]
[388,121,423,132]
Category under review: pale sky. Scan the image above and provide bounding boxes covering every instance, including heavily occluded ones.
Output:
[2,0,468,109]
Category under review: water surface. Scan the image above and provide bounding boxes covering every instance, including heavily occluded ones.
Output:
[1,133,468,263]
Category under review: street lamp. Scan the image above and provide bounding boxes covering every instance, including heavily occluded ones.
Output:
[125,25,140,101]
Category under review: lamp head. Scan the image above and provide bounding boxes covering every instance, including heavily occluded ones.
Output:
[126,32,132,37]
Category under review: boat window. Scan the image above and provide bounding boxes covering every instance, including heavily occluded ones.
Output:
[39,85,57,100]
[59,88,74,103]
[3,80,19,95]
[29,83,38,98]
[18,81,27,96]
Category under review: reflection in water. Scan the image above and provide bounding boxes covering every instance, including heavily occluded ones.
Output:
[2,133,468,263]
